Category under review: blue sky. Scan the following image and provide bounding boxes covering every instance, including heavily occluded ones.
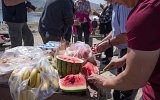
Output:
[89,0,106,4]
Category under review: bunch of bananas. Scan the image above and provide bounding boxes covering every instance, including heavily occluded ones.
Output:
[19,67,59,100]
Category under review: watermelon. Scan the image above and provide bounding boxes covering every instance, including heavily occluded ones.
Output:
[59,74,86,92]
[56,55,84,77]
[81,62,99,77]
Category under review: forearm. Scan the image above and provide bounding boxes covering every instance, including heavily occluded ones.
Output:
[110,33,127,46]
[101,32,112,42]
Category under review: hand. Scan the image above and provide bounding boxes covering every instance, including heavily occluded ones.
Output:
[103,58,126,72]
[95,41,110,53]
[87,74,106,88]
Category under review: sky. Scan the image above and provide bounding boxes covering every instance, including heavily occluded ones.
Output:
[89,0,106,4]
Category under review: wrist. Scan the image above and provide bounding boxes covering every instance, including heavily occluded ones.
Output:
[108,39,113,47]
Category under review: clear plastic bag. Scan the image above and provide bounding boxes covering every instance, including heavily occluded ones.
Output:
[9,58,59,100]
[64,42,93,60]
[0,46,45,75]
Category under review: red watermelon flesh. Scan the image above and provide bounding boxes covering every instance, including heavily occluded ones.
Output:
[59,74,87,92]
[58,55,83,63]
[81,62,99,77]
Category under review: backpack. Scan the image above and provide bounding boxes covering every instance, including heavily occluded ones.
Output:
[3,0,25,6]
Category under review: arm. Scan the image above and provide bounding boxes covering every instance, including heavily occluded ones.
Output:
[110,33,127,46]
[96,32,127,53]
[103,54,127,71]
[88,48,160,90]
[102,48,160,90]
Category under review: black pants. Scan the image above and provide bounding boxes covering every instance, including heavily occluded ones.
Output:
[65,26,72,42]
[77,22,90,44]
[99,22,113,59]
[113,48,136,100]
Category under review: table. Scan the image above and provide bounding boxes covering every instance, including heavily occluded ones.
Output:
[0,84,96,100]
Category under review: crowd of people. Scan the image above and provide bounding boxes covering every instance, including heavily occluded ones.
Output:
[1,0,160,100]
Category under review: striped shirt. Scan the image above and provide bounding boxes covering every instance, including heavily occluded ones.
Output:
[112,4,132,49]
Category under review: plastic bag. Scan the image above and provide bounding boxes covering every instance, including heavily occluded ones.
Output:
[64,42,92,60]
[0,46,46,83]
[9,58,59,100]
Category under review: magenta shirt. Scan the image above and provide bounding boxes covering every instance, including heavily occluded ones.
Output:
[126,0,160,99]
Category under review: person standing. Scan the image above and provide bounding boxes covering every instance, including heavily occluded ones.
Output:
[91,18,98,35]
[92,3,113,64]
[74,0,91,44]
[96,4,134,100]
[87,0,160,100]
[2,0,35,48]
[39,0,74,43]
[64,0,75,43]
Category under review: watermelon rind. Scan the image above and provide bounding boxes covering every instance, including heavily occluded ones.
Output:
[59,79,87,92]
[56,55,84,77]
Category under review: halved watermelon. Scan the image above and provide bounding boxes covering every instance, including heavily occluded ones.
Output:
[56,55,84,77]
[59,74,86,92]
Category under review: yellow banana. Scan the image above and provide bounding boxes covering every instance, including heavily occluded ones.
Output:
[22,69,30,81]
[52,77,59,91]
[41,78,50,91]
[35,73,41,88]
[29,68,39,88]
[40,66,46,73]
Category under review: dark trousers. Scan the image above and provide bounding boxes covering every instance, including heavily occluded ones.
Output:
[77,22,90,44]
[100,22,113,59]
[65,26,72,42]
[7,22,34,48]
[113,48,137,100]
[39,32,61,44]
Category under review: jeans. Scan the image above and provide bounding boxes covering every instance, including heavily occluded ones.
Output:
[77,22,90,44]
[7,22,34,48]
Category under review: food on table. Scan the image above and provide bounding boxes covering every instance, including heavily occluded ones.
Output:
[81,62,99,77]
[56,55,84,77]
[59,74,86,92]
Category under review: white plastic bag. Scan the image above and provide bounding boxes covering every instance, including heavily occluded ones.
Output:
[0,46,47,83]
[9,58,59,100]
[64,42,92,59]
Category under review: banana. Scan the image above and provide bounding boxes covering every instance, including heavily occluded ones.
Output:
[40,66,46,73]
[22,69,30,81]
[35,73,41,88]
[29,68,39,88]
[41,78,50,91]
[52,77,59,91]
[19,91,27,100]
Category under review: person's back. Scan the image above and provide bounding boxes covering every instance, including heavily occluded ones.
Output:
[39,0,74,43]
[2,0,34,47]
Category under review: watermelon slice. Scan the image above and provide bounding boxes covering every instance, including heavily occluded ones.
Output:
[59,74,87,92]
[81,62,99,77]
